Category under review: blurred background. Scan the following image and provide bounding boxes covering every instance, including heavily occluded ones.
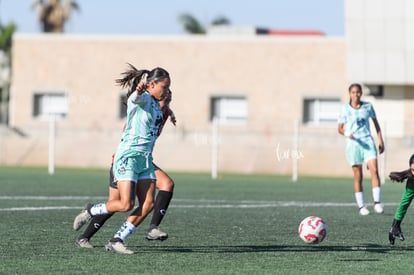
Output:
[1,0,413,180]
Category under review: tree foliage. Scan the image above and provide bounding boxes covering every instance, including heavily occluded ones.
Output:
[31,0,80,33]
[178,13,231,34]
[0,22,16,56]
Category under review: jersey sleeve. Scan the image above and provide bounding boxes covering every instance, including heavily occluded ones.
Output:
[129,91,150,105]
[337,105,347,124]
[368,103,377,119]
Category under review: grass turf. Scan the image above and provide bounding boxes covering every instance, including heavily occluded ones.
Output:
[0,166,412,274]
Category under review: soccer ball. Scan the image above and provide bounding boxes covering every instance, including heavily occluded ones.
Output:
[298,216,327,244]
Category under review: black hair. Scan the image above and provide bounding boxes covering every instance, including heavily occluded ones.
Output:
[348,83,362,92]
[116,63,170,102]
[389,154,414,182]
[409,154,414,166]
[348,83,363,104]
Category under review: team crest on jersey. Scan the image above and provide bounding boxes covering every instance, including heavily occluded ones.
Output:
[118,167,126,175]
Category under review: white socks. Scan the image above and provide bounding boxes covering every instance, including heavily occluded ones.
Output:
[355,192,365,208]
[90,202,109,215]
[355,187,381,208]
[372,187,381,203]
[114,221,136,242]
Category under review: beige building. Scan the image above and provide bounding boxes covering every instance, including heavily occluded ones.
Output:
[3,0,414,177]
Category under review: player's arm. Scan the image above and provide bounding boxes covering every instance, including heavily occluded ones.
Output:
[338,123,353,139]
[136,80,146,96]
[372,117,385,154]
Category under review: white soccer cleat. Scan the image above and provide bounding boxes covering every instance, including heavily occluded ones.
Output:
[374,203,384,214]
[146,226,168,241]
[359,206,370,216]
[73,204,92,231]
[105,240,134,255]
[75,237,93,249]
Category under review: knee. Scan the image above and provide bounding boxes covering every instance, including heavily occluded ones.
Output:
[157,178,175,192]
[166,178,175,192]
[120,200,134,212]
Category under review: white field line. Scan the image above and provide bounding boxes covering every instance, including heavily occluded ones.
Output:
[0,196,400,211]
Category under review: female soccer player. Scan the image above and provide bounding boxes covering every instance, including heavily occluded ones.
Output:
[74,89,176,248]
[73,64,170,253]
[388,154,414,245]
[337,83,385,215]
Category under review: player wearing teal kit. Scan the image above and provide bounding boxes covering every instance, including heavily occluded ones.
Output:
[73,65,171,254]
[338,83,385,216]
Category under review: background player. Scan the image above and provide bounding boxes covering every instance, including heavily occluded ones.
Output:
[337,83,385,215]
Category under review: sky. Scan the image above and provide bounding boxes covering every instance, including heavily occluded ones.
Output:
[0,0,344,36]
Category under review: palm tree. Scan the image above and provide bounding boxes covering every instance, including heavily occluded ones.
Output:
[31,0,80,33]
[178,13,231,34]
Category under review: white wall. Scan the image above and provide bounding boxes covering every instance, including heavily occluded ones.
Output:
[346,0,414,84]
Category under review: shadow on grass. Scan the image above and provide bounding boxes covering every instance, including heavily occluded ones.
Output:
[124,243,414,254]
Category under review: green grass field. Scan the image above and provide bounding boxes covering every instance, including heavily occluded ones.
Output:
[0,166,413,275]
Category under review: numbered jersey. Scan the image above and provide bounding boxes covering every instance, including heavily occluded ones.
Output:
[116,91,163,156]
[338,101,376,140]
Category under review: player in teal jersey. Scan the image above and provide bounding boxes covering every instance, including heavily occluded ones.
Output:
[338,83,385,216]
[388,154,414,245]
[73,64,170,254]
[74,88,176,249]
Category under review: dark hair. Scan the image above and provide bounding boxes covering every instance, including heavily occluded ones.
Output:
[348,83,362,104]
[348,83,362,92]
[410,154,414,166]
[116,63,170,101]
[389,154,414,182]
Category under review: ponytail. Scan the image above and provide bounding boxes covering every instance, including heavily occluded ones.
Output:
[389,154,414,182]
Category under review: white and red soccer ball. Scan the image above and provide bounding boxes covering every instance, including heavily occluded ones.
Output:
[298,216,327,244]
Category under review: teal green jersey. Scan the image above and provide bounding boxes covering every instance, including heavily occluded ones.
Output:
[116,91,163,157]
[337,101,377,140]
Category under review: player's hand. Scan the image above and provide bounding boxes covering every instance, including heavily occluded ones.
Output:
[136,81,146,94]
[378,143,385,154]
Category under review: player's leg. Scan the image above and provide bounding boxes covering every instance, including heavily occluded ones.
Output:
[103,156,137,212]
[352,165,368,215]
[77,180,134,220]
[389,181,414,244]
[147,164,174,240]
[364,137,383,213]
[106,179,156,254]
[347,141,368,215]
[366,158,383,213]
[76,187,118,248]
[76,164,118,248]
[73,158,136,231]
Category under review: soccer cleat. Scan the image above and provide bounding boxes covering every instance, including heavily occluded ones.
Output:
[359,206,370,216]
[73,204,92,231]
[374,203,384,214]
[75,237,93,248]
[105,239,134,255]
[389,219,404,245]
[146,226,168,241]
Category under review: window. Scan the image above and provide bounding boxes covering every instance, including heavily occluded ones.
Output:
[33,92,68,119]
[210,96,248,125]
[365,85,384,97]
[303,98,341,126]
